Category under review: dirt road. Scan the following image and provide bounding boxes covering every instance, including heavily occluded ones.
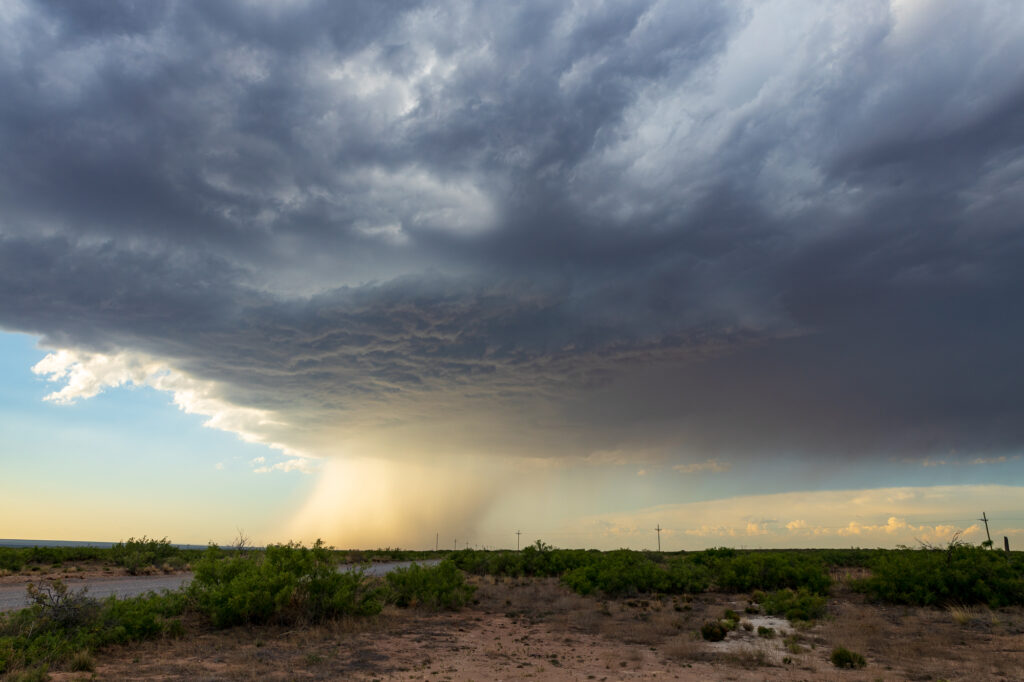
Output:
[0,560,439,613]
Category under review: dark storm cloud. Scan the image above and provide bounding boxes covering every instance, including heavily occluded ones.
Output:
[2,0,1023,461]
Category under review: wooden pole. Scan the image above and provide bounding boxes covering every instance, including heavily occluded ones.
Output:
[1005,536,1011,554]
[655,524,662,552]
[980,512,992,546]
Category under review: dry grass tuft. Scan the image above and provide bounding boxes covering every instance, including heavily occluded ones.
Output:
[663,633,703,662]
[69,649,95,672]
[948,604,985,625]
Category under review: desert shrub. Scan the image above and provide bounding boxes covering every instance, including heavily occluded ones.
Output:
[0,546,110,572]
[817,548,883,568]
[664,557,710,593]
[8,665,50,682]
[518,542,583,576]
[22,547,65,567]
[451,544,599,578]
[385,560,476,609]
[562,550,668,597]
[700,620,728,641]
[830,646,867,669]
[755,588,827,622]
[98,589,187,643]
[852,544,1024,607]
[110,537,181,575]
[0,549,26,572]
[188,540,381,627]
[360,548,445,563]
[0,639,13,675]
[691,547,737,565]
[27,546,105,566]
[450,547,535,576]
[0,581,185,675]
[25,581,100,629]
[713,552,830,594]
[757,625,775,638]
[447,545,1019,606]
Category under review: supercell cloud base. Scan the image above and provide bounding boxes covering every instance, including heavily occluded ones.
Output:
[1,0,1023,549]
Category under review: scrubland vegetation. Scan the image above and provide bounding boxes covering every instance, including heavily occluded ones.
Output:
[1,537,1022,679]
[451,540,1024,607]
[0,538,444,577]
[0,581,187,679]
[0,537,202,577]
[0,541,469,678]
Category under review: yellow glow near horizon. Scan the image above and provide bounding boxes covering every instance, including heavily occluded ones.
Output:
[286,456,501,549]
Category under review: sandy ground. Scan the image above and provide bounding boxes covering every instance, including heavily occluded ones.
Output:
[32,576,1024,681]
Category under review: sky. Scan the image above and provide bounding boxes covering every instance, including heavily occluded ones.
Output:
[1,0,1023,550]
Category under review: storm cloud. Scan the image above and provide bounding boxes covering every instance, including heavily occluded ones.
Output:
[3,0,1024,466]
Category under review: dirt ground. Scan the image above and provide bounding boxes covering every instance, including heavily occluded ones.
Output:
[30,575,1021,681]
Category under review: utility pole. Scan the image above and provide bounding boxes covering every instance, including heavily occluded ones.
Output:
[516,530,521,551]
[454,538,457,551]
[655,524,662,552]
[980,512,992,547]
[435,533,438,552]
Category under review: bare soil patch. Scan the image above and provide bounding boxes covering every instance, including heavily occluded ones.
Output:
[43,577,1024,681]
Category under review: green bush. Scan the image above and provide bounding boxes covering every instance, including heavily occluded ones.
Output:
[187,540,382,627]
[817,548,883,568]
[26,546,105,566]
[0,546,111,572]
[24,581,100,630]
[8,665,51,682]
[357,548,447,563]
[0,548,25,572]
[438,545,1024,608]
[451,543,596,578]
[562,550,668,597]
[691,547,737,565]
[830,646,867,669]
[457,545,831,599]
[385,560,476,610]
[852,544,1024,607]
[712,552,830,594]
[700,620,728,641]
[0,580,185,675]
[664,557,711,593]
[754,588,827,622]
[110,537,182,575]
